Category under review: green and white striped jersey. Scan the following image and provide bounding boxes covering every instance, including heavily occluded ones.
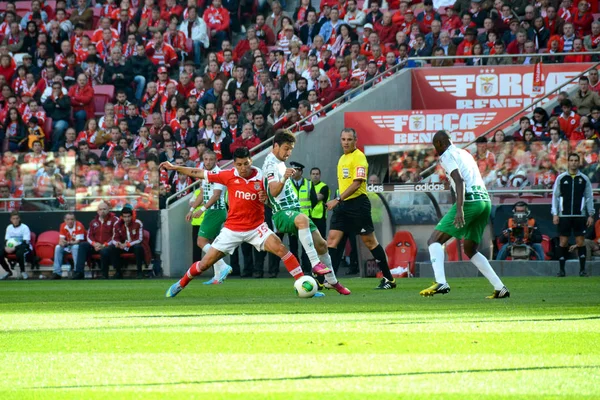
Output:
[262,152,300,212]
[202,165,227,209]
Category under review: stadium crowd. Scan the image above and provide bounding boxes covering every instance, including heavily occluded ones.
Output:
[0,0,598,211]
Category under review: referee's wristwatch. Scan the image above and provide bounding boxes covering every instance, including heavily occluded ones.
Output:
[335,196,342,202]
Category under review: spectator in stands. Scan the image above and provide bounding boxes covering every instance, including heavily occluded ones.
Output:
[130,43,156,104]
[207,120,232,159]
[0,211,32,280]
[564,37,591,63]
[68,73,94,134]
[70,0,93,30]
[104,47,132,99]
[365,1,383,26]
[559,99,582,139]
[110,205,146,279]
[572,0,593,37]
[409,34,432,57]
[466,43,486,65]
[21,0,48,29]
[253,113,273,142]
[300,11,321,46]
[488,41,512,65]
[572,77,600,116]
[203,0,230,50]
[146,30,178,70]
[43,81,72,145]
[180,6,210,67]
[3,108,27,152]
[344,0,366,28]
[230,122,261,153]
[52,212,86,280]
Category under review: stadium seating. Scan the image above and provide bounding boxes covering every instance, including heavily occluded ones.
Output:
[89,229,152,276]
[445,238,469,262]
[35,230,61,267]
[384,231,418,278]
[93,86,115,117]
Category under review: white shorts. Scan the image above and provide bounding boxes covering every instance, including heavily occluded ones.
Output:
[211,222,275,255]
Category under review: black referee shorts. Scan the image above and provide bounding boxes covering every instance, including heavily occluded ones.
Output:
[330,194,374,235]
[558,216,588,237]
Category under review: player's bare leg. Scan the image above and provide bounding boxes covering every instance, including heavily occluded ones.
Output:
[197,236,232,285]
[311,229,351,295]
[292,213,331,276]
[166,247,226,297]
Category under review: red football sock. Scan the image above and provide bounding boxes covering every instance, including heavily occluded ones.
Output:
[179,261,202,288]
[282,252,304,280]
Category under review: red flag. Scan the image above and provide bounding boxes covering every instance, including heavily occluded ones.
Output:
[532,62,545,97]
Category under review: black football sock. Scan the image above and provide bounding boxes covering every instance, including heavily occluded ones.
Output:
[558,246,568,272]
[328,246,342,275]
[577,246,586,272]
[370,244,393,281]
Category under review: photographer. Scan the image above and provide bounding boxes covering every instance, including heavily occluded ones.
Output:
[496,201,545,261]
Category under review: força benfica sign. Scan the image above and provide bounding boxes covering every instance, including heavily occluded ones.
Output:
[345,109,520,148]
[412,64,595,110]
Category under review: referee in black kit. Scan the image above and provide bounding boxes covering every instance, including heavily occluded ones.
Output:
[326,128,396,289]
[551,153,595,277]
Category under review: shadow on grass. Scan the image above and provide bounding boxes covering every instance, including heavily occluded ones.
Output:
[31,365,600,390]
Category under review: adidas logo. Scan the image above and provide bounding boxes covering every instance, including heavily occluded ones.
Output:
[360,228,366,233]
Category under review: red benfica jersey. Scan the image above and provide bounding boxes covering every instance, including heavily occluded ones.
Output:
[206,167,265,231]
[60,221,86,242]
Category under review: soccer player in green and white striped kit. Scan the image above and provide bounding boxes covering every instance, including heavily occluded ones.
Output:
[186,151,232,284]
[262,130,351,295]
[421,130,509,299]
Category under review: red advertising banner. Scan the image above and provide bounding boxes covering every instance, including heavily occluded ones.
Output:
[412,63,594,109]
[344,108,521,150]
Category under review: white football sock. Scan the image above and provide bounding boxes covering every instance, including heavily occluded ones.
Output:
[318,252,337,285]
[298,228,320,267]
[428,243,447,284]
[470,252,504,290]
[202,243,227,277]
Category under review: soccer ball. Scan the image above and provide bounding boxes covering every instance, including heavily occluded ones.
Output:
[294,276,318,298]
[6,238,19,249]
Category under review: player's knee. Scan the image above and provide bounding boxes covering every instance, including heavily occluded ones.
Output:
[197,237,208,248]
[463,242,478,259]
[294,213,309,228]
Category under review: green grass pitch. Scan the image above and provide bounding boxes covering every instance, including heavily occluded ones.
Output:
[1,276,599,399]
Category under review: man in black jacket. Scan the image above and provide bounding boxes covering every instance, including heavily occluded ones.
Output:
[104,47,133,101]
[130,43,156,103]
[552,153,596,277]
[43,82,72,145]
[207,121,232,160]
[284,77,308,109]
[299,10,321,46]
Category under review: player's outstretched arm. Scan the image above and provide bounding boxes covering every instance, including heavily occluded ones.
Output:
[160,162,206,180]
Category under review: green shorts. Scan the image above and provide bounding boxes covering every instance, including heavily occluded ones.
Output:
[198,209,227,240]
[273,209,317,235]
[435,200,491,243]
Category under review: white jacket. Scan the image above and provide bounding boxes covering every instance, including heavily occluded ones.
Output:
[179,18,210,49]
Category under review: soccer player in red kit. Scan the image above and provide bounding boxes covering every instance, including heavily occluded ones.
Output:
[163,147,331,297]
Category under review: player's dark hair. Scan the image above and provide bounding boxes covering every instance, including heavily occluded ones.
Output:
[273,130,296,147]
[568,152,580,162]
[233,147,251,160]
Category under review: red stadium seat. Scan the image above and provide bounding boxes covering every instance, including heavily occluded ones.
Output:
[384,231,417,278]
[93,85,115,117]
[35,230,60,266]
[44,117,53,144]
[0,3,7,12]
[445,238,469,262]
[541,235,552,261]
[92,8,102,29]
